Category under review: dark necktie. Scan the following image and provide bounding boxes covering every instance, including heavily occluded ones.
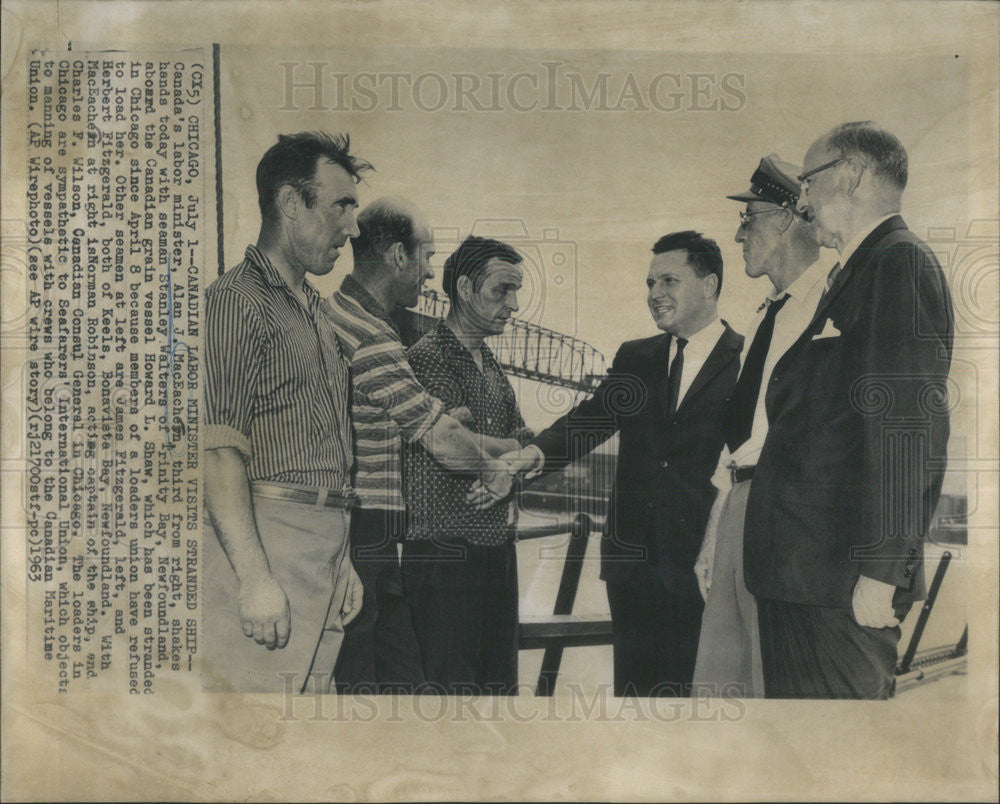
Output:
[667,337,687,417]
[725,294,790,452]
[818,261,842,305]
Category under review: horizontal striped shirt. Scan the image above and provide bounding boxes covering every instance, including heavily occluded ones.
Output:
[328,275,444,510]
[204,245,353,489]
[405,320,534,546]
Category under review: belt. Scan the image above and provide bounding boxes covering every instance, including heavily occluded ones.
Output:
[250,482,358,511]
[729,464,756,485]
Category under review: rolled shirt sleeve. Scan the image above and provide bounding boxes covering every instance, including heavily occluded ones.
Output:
[203,287,262,462]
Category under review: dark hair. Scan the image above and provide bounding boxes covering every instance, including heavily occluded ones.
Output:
[352,204,419,266]
[256,131,373,220]
[825,121,908,191]
[442,236,522,302]
[651,230,723,298]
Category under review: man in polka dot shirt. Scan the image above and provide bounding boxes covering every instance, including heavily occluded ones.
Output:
[402,236,535,694]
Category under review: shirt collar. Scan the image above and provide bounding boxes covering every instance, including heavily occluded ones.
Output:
[435,319,502,372]
[245,244,321,304]
[779,256,835,301]
[838,213,897,268]
[339,274,396,327]
[678,317,723,358]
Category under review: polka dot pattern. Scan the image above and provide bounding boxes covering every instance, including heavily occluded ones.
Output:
[404,321,532,546]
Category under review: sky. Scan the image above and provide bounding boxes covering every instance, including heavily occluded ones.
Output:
[218,45,972,349]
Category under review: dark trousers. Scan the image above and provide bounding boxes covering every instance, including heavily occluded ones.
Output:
[334,508,425,694]
[757,597,904,699]
[605,567,704,697]
[402,538,519,695]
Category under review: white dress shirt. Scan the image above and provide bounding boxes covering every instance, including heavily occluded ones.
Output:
[710,258,834,492]
[671,317,725,409]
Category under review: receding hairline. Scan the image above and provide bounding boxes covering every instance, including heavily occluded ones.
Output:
[314,156,362,187]
[813,122,908,190]
[362,197,430,234]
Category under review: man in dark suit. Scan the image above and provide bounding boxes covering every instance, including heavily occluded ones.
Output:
[498,231,743,696]
[744,122,955,698]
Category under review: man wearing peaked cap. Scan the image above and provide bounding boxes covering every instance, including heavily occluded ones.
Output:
[744,123,954,698]
[726,153,805,211]
[692,153,828,698]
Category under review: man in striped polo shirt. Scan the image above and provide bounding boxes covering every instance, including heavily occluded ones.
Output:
[328,197,515,694]
[203,132,369,694]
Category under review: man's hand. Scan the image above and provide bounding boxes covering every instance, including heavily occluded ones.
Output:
[482,458,515,501]
[499,448,538,476]
[466,460,515,510]
[695,490,724,601]
[466,447,542,509]
[448,405,475,428]
[237,573,291,650]
[341,562,364,625]
[466,478,494,510]
[851,575,900,628]
[694,536,716,602]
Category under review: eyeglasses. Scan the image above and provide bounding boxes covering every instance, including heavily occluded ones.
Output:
[797,157,846,189]
[738,208,785,227]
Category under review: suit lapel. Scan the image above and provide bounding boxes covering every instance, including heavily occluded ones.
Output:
[804,259,851,337]
[781,216,908,370]
[675,324,740,418]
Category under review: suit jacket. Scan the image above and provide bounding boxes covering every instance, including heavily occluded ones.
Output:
[530,323,743,598]
[744,216,954,608]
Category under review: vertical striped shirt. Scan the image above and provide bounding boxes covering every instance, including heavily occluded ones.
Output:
[204,245,353,489]
[328,275,444,510]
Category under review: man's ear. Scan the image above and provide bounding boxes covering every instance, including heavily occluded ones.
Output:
[276,185,301,220]
[704,273,719,299]
[391,241,407,270]
[456,274,473,302]
[844,160,866,198]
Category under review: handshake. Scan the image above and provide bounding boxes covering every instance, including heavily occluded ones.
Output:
[466,447,542,510]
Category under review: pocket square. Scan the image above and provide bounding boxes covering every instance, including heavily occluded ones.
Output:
[812,319,841,340]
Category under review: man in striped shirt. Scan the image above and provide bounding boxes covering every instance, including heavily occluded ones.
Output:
[328,197,514,693]
[203,132,369,693]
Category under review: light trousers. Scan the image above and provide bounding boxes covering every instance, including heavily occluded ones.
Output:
[202,495,352,693]
[692,480,764,698]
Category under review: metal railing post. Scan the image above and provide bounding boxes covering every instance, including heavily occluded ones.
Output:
[897,551,952,675]
[534,513,593,696]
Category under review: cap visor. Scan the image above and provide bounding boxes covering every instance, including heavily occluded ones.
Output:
[726,191,766,202]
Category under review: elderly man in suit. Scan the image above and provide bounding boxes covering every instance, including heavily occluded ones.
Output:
[692,154,827,698]
[744,122,954,698]
[499,231,743,696]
